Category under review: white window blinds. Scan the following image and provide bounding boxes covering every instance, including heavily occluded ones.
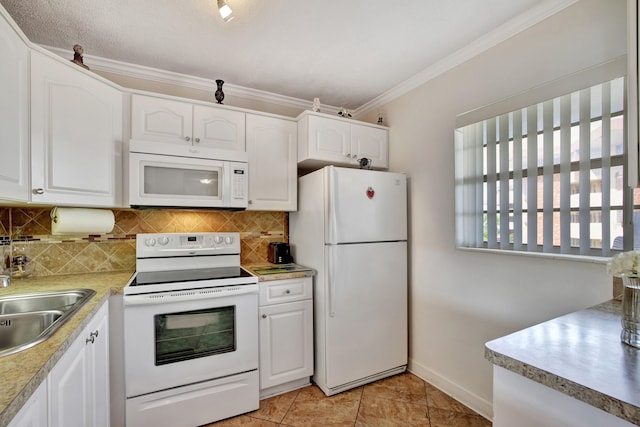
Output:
[455,71,628,257]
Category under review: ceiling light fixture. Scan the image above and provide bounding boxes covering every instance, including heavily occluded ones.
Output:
[217,0,235,22]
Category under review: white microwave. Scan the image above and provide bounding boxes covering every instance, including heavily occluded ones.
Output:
[128,151,248,209]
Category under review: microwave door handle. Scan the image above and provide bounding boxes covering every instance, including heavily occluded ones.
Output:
[221,163,229,205]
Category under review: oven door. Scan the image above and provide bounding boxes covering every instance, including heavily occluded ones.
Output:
[128,152,248,208]
[123,284,258,397]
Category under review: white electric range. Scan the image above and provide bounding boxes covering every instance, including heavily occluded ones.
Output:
[123,232,259,427]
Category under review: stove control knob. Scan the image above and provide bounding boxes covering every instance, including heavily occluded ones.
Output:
[224,236,233,244]
[214,235,224,244]
[158,236,170,246]
[145,238,156,247]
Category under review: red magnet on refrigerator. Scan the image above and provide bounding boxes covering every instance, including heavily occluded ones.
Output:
[366,187,375,199]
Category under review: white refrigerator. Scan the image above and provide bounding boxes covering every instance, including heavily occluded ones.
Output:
[290,166,408,396]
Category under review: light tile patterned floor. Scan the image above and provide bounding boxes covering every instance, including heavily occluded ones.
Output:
[205,372,492,427]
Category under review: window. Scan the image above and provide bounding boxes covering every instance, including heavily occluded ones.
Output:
[455,74,640,257]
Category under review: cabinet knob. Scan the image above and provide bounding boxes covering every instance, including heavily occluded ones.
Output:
[32,188,44,195]
[285,289,291,294]
[194,137,200,143]
[185,136,191,142]
[262,314,267,319]
[85,330,99,344]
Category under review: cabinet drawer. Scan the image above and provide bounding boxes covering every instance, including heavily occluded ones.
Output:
[259,277,312,306]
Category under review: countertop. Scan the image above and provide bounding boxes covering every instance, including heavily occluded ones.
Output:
[0,271,134,427]
[0,263,315,426]
[0,264,314,425]
[485,299,640,425]
[243,263,315,281]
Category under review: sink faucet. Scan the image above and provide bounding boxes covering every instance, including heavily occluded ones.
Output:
[0,275,10,288]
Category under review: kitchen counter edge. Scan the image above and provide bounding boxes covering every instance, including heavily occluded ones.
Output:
[243,263,315,281]
[484,299,639,425]
[0,270,134,427]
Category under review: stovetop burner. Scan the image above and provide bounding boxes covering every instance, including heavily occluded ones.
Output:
[131,266,253,287]
[124,232,258,296]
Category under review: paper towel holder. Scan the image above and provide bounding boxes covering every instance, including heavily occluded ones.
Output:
[50,207,115,235]
[51,208,58,224]
[50,207,64,225]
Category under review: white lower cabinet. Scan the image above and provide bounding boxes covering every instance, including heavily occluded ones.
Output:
[9,301,110,427]
[8,379,48,427]
[48,301,109,427]
[258,277,313,398]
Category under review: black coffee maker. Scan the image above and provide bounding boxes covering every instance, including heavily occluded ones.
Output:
[268,242,293,264]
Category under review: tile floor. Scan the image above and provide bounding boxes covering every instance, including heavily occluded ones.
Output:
[205,372,492,427]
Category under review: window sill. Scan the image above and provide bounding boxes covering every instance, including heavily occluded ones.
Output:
[456,246,609,265]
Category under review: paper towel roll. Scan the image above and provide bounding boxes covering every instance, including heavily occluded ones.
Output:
[50,207,115,235]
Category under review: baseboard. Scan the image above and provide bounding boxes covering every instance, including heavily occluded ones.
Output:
[408,358,493,421]
[259,378,311,400]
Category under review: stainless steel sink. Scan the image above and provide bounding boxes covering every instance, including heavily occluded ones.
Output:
[0,289,96,357]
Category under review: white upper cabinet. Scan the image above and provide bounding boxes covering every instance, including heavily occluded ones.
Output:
[306,116,351,164]
[297,111,389,171]
[30,50,123,207]
[131,94,246,155]
[194,105,246,151]
[246,114,297,211]
[350,124,388,167]
[0,10,29,202]
[131,94,192,144]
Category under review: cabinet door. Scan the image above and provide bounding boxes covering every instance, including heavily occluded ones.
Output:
[87,302,110,427]
[48,328,89,427]
[351,125,389,169]
[193,105,245,152]
[0,14,29,202]
[307,115,352,164]
[30,51,123,207]
[246,114,297,211]
[48,301,109,427]
[8,379,47,427]
[131,94,193,145]
[259,299,313,390]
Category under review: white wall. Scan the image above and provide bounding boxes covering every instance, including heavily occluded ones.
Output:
[362,0,627,419]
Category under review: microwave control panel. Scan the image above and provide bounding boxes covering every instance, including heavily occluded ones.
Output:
[232,168,246,199]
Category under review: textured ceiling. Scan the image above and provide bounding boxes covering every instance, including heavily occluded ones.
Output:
[1,0,550,109]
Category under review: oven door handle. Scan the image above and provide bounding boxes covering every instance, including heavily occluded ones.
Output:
[123,284,258,306]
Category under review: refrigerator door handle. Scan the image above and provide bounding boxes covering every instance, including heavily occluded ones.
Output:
[328,247,336,317]
[327,167,339,244]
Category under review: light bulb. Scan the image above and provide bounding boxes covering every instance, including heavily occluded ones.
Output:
[217,0,235,22]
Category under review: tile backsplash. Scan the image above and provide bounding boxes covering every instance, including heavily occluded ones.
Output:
[0,207,287,277]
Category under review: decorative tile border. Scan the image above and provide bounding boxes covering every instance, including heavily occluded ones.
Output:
[0,207,288,277]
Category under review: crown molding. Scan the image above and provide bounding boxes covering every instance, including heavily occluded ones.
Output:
[41,0,577,120]
[354,0,579,118]
[42,44,341,115]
